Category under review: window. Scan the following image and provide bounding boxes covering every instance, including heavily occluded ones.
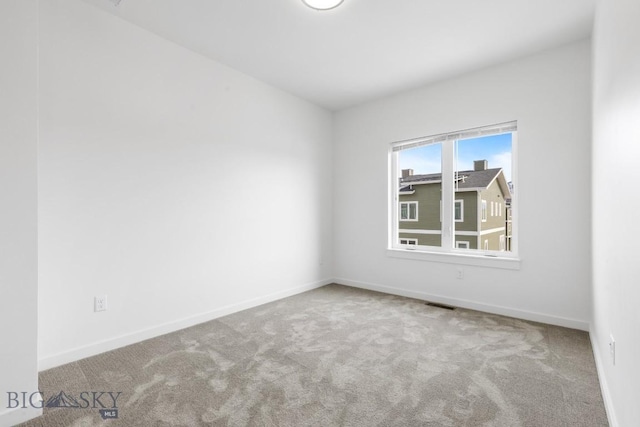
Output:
[454,200,464,222]
[390,121,517,259]
[400,238,418,245]
[481,200,487,222]
[400,201,418,221]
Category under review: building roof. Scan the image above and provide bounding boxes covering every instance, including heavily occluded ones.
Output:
[400,168,511,196]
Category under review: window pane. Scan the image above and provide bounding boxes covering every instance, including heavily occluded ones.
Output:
[409,203,416,219]
[453,133,513,252]
[397,143,442,247]
[454,201,462,221]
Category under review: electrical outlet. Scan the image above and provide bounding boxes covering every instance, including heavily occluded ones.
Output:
[94,295,108,312]
[609,334,615,365]
[456,268,464,279]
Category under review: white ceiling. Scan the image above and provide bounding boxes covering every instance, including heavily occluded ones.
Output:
[82,0,596,111]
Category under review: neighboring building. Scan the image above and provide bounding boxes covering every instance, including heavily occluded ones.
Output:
[398,160,511,251]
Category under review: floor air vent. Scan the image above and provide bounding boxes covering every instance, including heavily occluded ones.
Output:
[425,301,456,310]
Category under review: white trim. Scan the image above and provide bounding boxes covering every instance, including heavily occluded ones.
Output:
[589,329,619,427]
[481,199,487,222]
[499,234,505,251]
[399,201,418,221]
[480,227,505,236]
[477,192,481,247]
[38,279,332,371]
[399,229,442,235]
[484,239,489,250]
[510,131,519,256]
[454,228,508,238]
[388,148,398,249]
[483,171,502,195]
[387,248,520,269]
[398,190,415,195]
[454,230,479,236]
[491,201,494,217]
[0,407,42,427]
[335,278,588,331]
[454,199,464,222]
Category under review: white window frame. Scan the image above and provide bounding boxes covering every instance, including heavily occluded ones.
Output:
[499,235,505,251]
[454,199,464,222]
[399,201,418,221]
[456,241,469,249]
[481,200,487,222]
[484,239,489,250]
[491,201,494,217]
[388,121,519,269]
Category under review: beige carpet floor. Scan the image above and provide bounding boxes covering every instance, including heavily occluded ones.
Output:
[20,284,608,426]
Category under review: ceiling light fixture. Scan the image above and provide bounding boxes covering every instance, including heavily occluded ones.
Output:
[302,0,344,11]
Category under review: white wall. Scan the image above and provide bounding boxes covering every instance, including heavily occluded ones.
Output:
[592,0,640,425]
[38,0,333,368]
[333,40,592,329]
[0,1,41,426]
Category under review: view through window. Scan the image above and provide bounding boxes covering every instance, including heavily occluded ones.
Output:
[391,122,516,256]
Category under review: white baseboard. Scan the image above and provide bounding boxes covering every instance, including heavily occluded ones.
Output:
[38,276,591,371]
[0,406,42,427]
[589,329,618,427]
[38,278,332,371]
[335,278,590,331]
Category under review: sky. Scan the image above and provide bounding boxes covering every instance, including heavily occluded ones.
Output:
[398,133,513,182]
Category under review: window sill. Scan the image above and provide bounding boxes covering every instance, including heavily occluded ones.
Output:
[386,248,521,270]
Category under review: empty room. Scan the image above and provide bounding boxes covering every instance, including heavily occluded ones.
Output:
[1,0,638,426]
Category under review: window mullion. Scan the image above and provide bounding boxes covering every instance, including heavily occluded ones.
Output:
[441,140,454,251]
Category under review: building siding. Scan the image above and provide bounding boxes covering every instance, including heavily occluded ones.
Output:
[397,171,510,252]
[453,190,478,232]
[399,183,441,232]
[398,232,441,247]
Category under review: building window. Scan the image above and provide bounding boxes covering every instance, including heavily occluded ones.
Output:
[499,235,505,251]
[390,121,517,258]
[399,201,418,221]
[400,238,418,245]
[454,200,464,222]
